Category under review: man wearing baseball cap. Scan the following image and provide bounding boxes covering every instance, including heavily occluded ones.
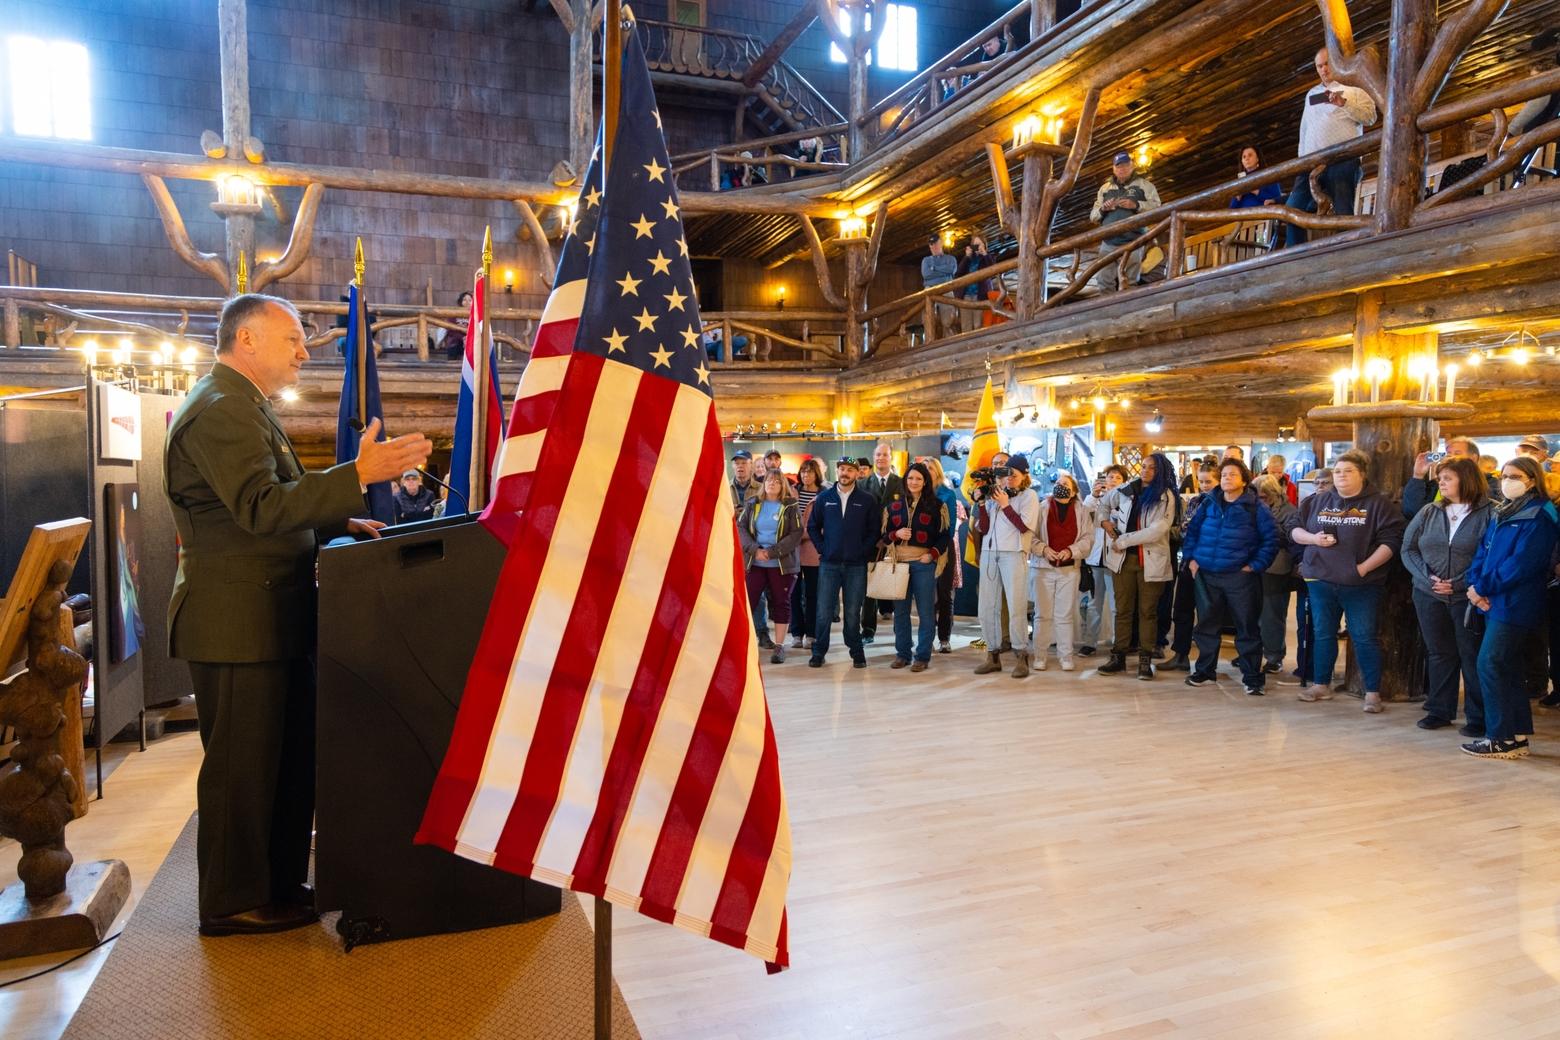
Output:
[1516,434,1552,469]
[1089,151,1161,293]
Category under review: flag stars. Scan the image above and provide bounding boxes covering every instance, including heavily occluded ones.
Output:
[694,361,709,385]
[676,237,689,257]
[634,307,658,332]
[643,158,667,183]
[650,344,674,368]
[616,271,642,296]
[603,328,628,353]
[584,185,601,208]
[663,287,687,312]
[659,196,679,220]
[585,234,597,254]
[652,108,662,129]
[631,214,657,239]
[680,326,702,350]
[647,251,672,276]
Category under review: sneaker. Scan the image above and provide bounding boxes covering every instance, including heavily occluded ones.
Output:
[1460,737,1529,759]
[770,646,786,665]
[971,638,988,649]
[1077,645,1096,657]
[1262,660,1283,674]
[1060,659,1075,672]
[1417,715,1454,730]
[1243,683,1265,696]
[1185,672,1218,687]
[1033,654,1048,672]
[1297,683,1330,702]
[808,657,824,669]
[890,657,910,669]
[804,636,813,649]
[1363,692,1384,714]
[790,635,804,649]
[861,635,875,645]
[910,660,928,673]
[1458,723,1483,738]
[937,641,953,654]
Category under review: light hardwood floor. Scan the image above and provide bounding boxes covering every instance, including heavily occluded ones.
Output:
[6,624,1559,1039]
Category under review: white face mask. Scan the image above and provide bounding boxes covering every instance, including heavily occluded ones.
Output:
[1501,478,1529,501]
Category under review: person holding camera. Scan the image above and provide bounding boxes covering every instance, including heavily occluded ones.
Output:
[973,457,1040,677]
[958,234,993,334]
[1181,459,1280,695]
[1029,473,1097,671]
[1098,453,1180,680]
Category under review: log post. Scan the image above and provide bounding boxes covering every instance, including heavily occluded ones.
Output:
[817,0,886,160]
[1375,0,1434,232]
[1016,153,1054,318]
[3,297,19,348]
[217,0,254,295]
[569,0,594,182]
[843,240,868,359]
[1033,0,1058,35]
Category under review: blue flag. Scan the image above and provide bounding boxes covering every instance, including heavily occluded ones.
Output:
[447,272,503,514]
[336,281,394,524]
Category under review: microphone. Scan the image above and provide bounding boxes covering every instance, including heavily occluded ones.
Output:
[416,466,470,516]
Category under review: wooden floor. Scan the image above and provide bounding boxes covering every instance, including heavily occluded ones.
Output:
[7,621,1560,1039]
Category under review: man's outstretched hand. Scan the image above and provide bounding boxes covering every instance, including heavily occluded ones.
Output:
[355,418,432,485]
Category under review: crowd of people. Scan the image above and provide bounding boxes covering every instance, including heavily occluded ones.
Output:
[735,435,1560,762]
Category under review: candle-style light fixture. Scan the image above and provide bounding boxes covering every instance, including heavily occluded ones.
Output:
[775,284,787,311]
[1442,362,1458,403]
[212,174,262,216]
[839,214,867,239]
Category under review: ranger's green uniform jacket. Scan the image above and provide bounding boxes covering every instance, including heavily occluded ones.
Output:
[164,362,364,663]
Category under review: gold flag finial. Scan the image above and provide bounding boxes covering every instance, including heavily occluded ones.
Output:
[354,237,365,287]
[236,251,249,294]
[481,225,493,279]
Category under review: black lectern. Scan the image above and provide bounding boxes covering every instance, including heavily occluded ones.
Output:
[316,513,560,949]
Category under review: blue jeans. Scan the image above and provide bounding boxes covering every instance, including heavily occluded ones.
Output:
[1478,619,1538,741]
[1284,158,1362,247]
[1307,580,1383,691]
[814,562,867,662]
[892,562,938,663]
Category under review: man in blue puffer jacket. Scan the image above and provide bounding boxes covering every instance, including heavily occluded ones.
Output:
[1181,458,1279,694]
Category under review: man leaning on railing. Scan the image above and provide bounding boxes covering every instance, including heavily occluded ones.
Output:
[1285,48,1377,247]
[1089,151,1161,293]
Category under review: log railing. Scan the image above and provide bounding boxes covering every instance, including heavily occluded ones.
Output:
[0,286,847,367]
[860,0,1108,154]
[668,122,850,189]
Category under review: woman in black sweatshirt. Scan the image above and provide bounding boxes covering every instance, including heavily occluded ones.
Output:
[1284,450,1407,714]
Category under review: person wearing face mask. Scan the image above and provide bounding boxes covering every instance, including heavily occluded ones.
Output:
[1460,457,1560,759]
[1180,459,1280,694]
[1401,457,1494,734]
[1078,465,1128,656]
[1285,450,1406,713]
[1028,473,1097,671]
[973,456,1041,677]
[1098,453,1181,680]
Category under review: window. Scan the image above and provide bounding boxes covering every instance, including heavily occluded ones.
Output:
[6,35,91,140]
[829,4,917,73]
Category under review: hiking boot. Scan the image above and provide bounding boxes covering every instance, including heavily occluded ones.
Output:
[890,657,910,669]
[1011,652,1030,679]
[770,646,786,665]
[910,660,928,673]
[1098,652,1128,674]
[974,652,1003,675]
[1137,654,1155,681]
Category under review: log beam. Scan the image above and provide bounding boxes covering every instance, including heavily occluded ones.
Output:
[742,5,818,88]
[251,182,323,293]
[141,175,229,292]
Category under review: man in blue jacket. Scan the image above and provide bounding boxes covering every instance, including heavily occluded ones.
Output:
[1181,459,1280,694]
[807,457,881,668]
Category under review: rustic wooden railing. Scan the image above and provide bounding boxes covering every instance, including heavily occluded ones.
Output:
[668,122,850,190]
[0,287,847,367]
[860,0,1109,154]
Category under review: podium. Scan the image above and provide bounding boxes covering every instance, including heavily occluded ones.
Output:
[316,514,560,949]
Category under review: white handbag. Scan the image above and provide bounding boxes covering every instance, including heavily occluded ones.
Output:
[866,552,910,601]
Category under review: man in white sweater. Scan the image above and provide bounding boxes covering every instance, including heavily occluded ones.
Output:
[1284,48,1377,247]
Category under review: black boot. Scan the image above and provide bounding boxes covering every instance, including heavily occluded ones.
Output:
[1164,652,1191,672]
[1137,653,1155,681]
[1098,652,1128,674]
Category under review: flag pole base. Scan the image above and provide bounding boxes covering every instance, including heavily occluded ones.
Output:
[594,896,612,1040]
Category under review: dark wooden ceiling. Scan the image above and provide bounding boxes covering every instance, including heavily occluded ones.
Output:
[683,0,1560,266]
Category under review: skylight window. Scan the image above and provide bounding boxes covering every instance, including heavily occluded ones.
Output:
[6,35,92,140]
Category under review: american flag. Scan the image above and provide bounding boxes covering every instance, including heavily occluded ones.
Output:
[448,267,505,512]
[479,137,604,543]
[418,17,791,969]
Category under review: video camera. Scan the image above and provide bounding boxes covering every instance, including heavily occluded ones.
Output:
[967,465,1013,500]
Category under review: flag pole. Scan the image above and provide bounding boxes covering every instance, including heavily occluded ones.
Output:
[471,225,492,511]
[353,237,367,427]
[596,8,622,1036]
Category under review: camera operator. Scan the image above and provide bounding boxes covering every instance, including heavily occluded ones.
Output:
[972,456,1040,677]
